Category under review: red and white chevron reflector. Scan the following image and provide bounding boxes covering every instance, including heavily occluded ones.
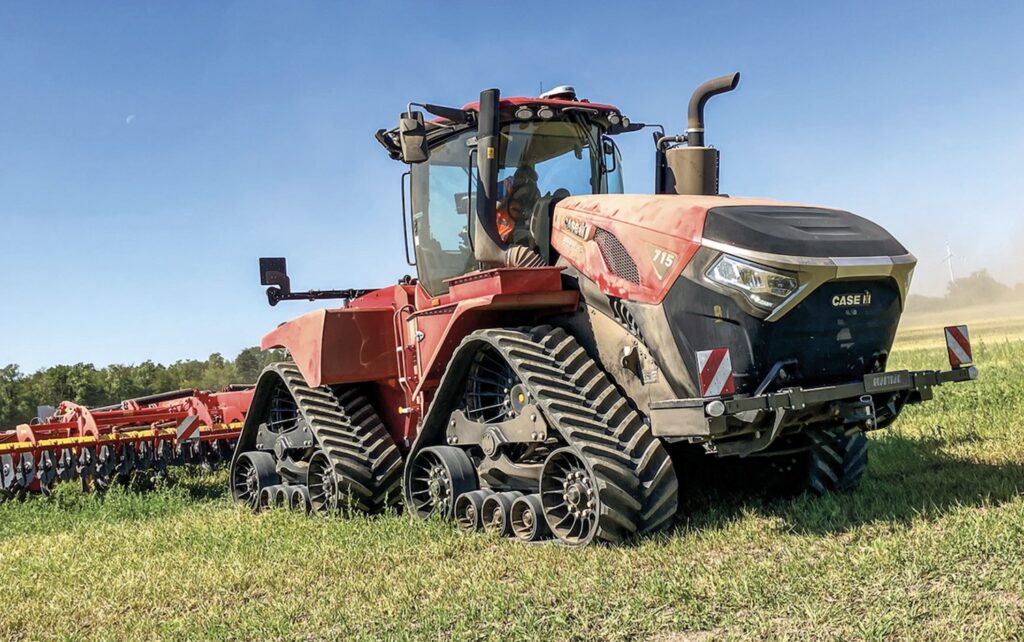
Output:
[176,415,200,442]
[944,325,973,368]
[697,348,735,397]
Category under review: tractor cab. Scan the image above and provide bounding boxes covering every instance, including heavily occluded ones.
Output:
[377,89,632,295]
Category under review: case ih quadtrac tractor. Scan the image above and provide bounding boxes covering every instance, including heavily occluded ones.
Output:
[222,73,977,546]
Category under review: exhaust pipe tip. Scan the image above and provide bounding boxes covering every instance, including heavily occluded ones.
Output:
[687,72,741,147]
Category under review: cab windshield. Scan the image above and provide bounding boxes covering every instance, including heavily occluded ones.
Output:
[410,119,623,294]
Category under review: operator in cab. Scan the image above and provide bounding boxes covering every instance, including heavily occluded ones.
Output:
[495,166,540,244]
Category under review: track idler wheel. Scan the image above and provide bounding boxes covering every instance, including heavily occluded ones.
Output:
[510,494,551,542]
[407,446,477,520]
[454,489,495,532]
[307,451,344,516]
[480,491,524,537]
[540,448,601,546]
[231,451,280,511]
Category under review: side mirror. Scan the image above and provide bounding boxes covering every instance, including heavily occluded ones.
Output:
[259,257,291,306]
[399,111,430,163]
[454,191,471,215]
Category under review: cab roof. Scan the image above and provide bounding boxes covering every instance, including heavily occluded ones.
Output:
[376,93,629,161]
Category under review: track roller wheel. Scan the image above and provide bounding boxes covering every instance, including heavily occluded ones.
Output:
[454,489,495,532]
[540,448,603,546]
[481,491,524,537]
[273,485,290,507]
[510,494,551,542]
[407,446,477,520]
[231,451,280,511]
[289,486,310,514]
[259,485,282,510]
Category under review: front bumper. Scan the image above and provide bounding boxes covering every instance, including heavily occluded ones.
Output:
[649,366,978,456]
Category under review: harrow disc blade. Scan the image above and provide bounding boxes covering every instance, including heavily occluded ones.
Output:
[97,445,117,478]
[136,442,154,471]
[76,446,97,477]
[15,452,36,489]
[56,448,76,481]
[116,444,135,475]
[153,441,172,473]
[37,450,57,493]
[181,441,201,465]
[0,454,18,495]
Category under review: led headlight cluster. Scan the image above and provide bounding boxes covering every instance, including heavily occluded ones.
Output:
[707,254,798,310]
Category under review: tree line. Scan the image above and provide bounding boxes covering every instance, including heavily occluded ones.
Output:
[906,269,1024,314]
[0,347,285,429]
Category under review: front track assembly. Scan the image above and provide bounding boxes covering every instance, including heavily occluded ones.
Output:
[405,326,679,546]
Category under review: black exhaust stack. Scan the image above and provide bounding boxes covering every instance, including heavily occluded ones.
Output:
[658,72,740,196]
[472,88,507,264]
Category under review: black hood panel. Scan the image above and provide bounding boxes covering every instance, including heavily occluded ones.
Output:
[704,206,908,258]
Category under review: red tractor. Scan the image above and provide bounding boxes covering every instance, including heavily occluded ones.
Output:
[229,73,977,545]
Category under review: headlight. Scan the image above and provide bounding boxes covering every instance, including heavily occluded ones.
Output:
[707,254,797,310]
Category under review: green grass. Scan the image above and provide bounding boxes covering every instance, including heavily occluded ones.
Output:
[3,322,1024,641]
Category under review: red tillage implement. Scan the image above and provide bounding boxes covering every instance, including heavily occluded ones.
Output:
[0,387,253,496]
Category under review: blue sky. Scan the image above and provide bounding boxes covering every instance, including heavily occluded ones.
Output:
[1,1,1022,372]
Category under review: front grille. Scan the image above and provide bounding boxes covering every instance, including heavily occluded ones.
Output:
[759,279,901,389]
[594,228,640,284]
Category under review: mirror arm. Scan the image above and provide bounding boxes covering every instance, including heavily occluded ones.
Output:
[265,287,373,307]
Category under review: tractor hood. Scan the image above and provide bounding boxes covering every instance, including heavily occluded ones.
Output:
[550,194,916,316]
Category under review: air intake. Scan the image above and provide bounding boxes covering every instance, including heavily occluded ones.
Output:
[594,228,640,284]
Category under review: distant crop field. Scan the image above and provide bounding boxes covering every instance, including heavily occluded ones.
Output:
[1,319,1022,641]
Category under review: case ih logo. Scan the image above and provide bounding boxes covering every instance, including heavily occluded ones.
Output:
[831,291,872,307]
[562,216,590,240]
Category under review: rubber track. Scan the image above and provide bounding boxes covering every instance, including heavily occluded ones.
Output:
[269,362,403,514]
[459,327,678,541]
[530,326,679,533]
[807,428,868,495]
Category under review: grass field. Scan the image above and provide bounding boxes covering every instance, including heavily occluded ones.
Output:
[2,315,1023,641]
